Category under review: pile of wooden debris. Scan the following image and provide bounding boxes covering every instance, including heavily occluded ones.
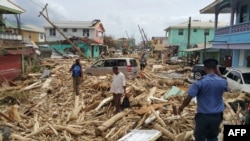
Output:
[0,58,249,141]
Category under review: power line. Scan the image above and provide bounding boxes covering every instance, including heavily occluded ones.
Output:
[30,0,44,9]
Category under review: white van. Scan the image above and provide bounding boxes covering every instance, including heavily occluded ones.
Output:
[85,58,138,79]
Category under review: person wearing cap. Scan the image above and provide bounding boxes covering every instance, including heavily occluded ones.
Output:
[178,59,228,141]
[110,66,126,113]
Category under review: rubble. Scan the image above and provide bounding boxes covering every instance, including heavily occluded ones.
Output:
[0,58,249,141]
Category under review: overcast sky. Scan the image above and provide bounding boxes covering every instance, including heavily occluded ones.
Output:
[11,0,230,43]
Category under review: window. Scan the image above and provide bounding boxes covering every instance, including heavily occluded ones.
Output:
[240,5,248,23]
[83,29,89,36]
[178,29,184,35]
[227,72,234,80]
[40,33,44,39]
[193,29,197,32]
[227,71,242,83]
[98,32,103,38]
[49,28,56,36]
[117,60,127,66]
[130,59,137,67]
[94,60,104,67]
[242,73,250,84]
[63,28,68,32]
[72,28,77,32]
[104,60,115,67]
[204,29,209,35]
[160,40,163,44]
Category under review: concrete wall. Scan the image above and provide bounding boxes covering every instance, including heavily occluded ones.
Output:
[45,23,104,44]
[167,28,215,56]
[49,42,101,58]
[45,28,94,41]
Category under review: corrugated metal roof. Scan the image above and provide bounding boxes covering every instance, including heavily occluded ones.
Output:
[0,0,25,14]
[44,21,97,28]
[5,49,34,55]
[200,0,231,14]
[24,24,44,33]
[184,43,213,52]
[165,20,228,31]
[4,19,44,33]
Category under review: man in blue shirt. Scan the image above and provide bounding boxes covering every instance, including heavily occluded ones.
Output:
[178,59,228,141]
[69,59,83,96]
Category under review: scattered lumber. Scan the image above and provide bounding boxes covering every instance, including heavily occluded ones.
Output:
[95,109,131,136]
[0,58,247,141]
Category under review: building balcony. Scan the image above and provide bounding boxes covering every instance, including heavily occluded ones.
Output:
[0,32,22,40]
[214,21,250,44]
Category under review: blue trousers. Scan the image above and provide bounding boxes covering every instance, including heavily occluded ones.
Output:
[194,113,223,141]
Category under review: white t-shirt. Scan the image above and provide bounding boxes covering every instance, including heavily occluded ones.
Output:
[110,72,126,94]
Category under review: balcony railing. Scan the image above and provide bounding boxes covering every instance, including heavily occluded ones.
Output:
[0,32,22,40]
[215,21,250,35]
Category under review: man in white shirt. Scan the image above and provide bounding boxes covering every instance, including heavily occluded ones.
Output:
[110,66,126,113]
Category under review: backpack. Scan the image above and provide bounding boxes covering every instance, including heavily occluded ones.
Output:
[72,65,81,77]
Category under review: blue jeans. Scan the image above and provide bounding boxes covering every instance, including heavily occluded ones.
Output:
[194,113,223,141]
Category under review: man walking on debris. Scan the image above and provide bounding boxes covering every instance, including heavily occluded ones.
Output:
[69,59,83,96]
[178,59,228,141]
[110,66,126,113]
[140,52,147,71]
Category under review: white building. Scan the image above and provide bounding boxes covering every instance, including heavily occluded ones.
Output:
[44,19,105,44]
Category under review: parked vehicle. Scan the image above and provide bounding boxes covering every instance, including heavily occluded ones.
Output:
[223,68,250,93]
[189,64,226,80]
[85,58,138,79]
[165,56,184,65]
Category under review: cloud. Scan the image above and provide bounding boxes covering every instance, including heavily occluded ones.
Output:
[8,0,69,26]
[6,0,229,44]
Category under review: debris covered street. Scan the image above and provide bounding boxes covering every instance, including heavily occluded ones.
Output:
[1,56,249,141]
[1,0,250,140]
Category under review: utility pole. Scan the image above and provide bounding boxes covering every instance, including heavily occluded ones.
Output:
[187,17,191,49]
[125,31,129,39]
[125,31,130,49]
[38,3,85,58]
[141,28,149,47]
[204,30,209,60]
[138,25,146,50]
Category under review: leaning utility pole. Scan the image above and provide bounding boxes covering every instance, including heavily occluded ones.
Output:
[125,31,129,39]
[125,31,130,48]
[141,28,149,47]
[38,3,85,58]
[138,25,146,49]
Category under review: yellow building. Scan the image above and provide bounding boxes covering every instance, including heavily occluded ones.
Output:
[151,37,167,51]
[4,19,45,43]
[21,25,45,43]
